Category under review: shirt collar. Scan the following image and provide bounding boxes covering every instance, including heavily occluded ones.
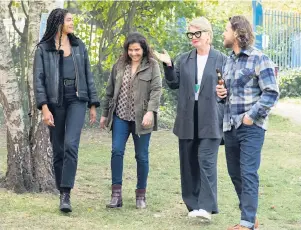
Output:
[230,46,254,59]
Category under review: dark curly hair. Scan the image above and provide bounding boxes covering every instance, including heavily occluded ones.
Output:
[229,15,254,49]
[122,32,153,64]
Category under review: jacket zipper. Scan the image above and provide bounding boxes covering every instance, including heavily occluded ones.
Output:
[54,53,59,103]
[71,47,80,97]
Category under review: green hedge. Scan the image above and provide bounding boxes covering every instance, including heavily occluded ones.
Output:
[278,70,301,98]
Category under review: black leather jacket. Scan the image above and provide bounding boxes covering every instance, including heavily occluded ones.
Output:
[33,34,100,110]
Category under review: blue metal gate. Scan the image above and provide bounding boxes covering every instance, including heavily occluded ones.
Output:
[253,0,301,69]
[264,10,301,69]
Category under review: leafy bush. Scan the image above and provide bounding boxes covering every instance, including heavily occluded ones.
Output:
[158,104,176,130]
[157,84,177,130]
[278,70,301,98]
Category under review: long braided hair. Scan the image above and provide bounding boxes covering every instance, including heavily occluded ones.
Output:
[37,8,68,50]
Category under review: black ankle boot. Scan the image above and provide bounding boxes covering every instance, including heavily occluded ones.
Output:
[60,192,72,213]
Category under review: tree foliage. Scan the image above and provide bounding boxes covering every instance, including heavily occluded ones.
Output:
[67,1,208,126]
[68,1,204,69]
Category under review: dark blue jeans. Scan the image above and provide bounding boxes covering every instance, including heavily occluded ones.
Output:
[49,85,86,189]
[224,123,265,229]
[111,115,151,189]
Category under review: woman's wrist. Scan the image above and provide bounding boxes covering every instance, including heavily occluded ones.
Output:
[42,104,49,112]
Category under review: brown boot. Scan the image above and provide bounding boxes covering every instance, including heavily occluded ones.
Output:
[136,189,146,209]
[227,218,259,230]
[227,225,251,230]
[106,185,122,208]
[254,217,259,230]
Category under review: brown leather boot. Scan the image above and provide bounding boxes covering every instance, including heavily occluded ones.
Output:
[254,217,259,230]
[227,218,259,230]
[136,189,146,209]
[106,184,122,208]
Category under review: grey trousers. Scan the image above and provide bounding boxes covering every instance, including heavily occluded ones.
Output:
[178,138,220,213]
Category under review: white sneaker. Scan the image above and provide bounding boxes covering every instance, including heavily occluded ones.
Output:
[188,210,202,217]
[197,209,211,222]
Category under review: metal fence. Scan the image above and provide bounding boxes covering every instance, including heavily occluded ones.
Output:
[263,10,301,69]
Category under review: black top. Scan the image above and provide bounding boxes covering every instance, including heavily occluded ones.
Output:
[34,35,100,110]
[63,55,75,80]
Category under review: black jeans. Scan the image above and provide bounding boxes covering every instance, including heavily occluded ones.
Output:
[49,85,86,190]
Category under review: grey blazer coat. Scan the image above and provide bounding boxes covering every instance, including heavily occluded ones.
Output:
[163,47,227,140]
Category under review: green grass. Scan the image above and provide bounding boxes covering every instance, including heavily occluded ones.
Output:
[280,97,301,104]
[0,115,300,230]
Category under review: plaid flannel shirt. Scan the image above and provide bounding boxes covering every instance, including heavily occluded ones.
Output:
[222,47,279,131]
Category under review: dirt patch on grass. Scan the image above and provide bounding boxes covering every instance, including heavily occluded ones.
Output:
[272,100,301,125]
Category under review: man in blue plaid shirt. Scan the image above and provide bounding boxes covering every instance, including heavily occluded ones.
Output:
[216,16,279,230]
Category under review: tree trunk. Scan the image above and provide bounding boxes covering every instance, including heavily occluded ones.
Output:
[27,0,56,192]
[0,1,57,193]
[8,0,29,117]
[0,5,34,193]
[20,19,29,117]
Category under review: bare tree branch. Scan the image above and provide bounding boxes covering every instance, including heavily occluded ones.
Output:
[97,1,119,65]
[21,0,28,18]
[8,1,23,37]
[88,18,94,52]
[120,1,138,34]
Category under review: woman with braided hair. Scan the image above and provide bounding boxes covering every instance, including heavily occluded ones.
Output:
[33,8,100,213]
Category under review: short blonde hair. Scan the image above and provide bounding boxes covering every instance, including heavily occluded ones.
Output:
[189,17,213,44]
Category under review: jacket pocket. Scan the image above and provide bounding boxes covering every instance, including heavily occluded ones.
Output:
[143,100,148,111]
[139,73,152,81]
[141,99,154,129]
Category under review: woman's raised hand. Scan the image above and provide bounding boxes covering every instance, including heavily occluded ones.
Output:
[153,50,172,66]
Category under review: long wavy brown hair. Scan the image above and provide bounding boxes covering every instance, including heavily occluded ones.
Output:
[229,16,255,49]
